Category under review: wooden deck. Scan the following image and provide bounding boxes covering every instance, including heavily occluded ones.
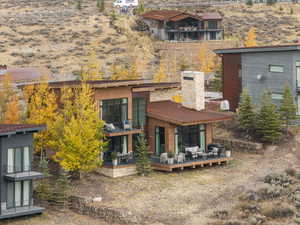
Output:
[152,157,233,172]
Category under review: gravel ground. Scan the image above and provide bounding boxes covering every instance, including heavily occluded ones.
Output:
[72,135,300,225]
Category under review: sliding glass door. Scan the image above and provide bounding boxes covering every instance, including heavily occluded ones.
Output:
[155,127,165,156]
[7,181,31,209]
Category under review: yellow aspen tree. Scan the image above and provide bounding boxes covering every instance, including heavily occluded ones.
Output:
[127,61,140,80]
[153,62,167,82]
[198,45,214,74]
[0,73,15,122]
[53,84,106,176]
[110,64,129,80]
[244,27,257,47]
[172,93,182,103]
[81,50,103,81]
[24,82,59,155]
[4,94,21,124]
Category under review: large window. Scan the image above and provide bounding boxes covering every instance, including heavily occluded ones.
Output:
[133,97,147,128]
[7,147,30,173]
[104,136,128,161]
[7,181,31,209]
[175,125,206,153]
[101,98,128,126]
[207,21,218,29]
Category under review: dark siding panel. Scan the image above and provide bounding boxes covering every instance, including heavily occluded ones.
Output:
[222,53,242,111]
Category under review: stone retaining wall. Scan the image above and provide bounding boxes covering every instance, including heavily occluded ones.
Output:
[214,138,263,154]
[69,196,141,225]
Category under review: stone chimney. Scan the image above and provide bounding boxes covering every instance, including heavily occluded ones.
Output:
[181,71,205,111]
[0,65,7,75]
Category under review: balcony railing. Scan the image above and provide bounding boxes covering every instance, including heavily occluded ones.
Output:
[3,165,43,181]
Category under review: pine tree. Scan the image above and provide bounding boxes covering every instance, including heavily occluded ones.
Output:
[238,89,256,135]
[97,0,105,12]
[246,0,253,6]
[51,170,70,208]
[35,157,52,202]
[257,92,282,143]
[244,27,257,47]
[279,84,297,133]
[135,133,152,176]
[77,0,82,10]
[153,62,167,82]
[53,84,107,177]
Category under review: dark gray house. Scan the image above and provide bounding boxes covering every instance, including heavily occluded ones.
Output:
[0,124,45,219]
[214,45,300,112]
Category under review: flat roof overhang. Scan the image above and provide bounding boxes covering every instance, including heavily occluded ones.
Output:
[0,206,44,220]
[214,44,300,54]
[105,128,142,137]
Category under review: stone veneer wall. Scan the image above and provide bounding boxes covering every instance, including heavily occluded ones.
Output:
[69,196,140,224]
[214,138,263,154]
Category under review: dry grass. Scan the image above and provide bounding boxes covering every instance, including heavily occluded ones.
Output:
[0,210,118,225]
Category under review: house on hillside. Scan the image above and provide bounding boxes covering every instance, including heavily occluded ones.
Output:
[26,76,232,178]
[0,124,45,220]
[215,44,300,112]
[140,10,224,41]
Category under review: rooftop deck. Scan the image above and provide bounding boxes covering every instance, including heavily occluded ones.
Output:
[151,156,232,172]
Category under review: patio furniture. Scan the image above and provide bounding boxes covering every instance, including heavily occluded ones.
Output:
[185,146,199,160]
[117,152,133,164]
[160,153,168,164]
[105,123,116,131]
[177,152,185,163]
[123,120,132,130]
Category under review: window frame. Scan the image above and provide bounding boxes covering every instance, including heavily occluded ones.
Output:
[7,146,31,174]
[7,180,32,209]
[269,65,284,73]
[100,98,128,126]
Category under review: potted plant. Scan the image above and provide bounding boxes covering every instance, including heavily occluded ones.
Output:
[111,152,118,166]
[224,143,231,158]
[167,152,175,165]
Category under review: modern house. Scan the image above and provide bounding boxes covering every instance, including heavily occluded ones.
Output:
[38,75,232,177]
[140,10,224,41]
[0,124,45,219]
[215,44,300,112]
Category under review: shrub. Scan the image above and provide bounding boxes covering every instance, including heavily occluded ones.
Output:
[261,203,294,218]
[285,168,297,177]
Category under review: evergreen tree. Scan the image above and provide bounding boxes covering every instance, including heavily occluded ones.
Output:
[279,84,297,133]
[238,89,256,135]
[35,157,52,201]
[135,133,152,176]
[97,0,105,12]
[246,0,253,6]
[51,170,70,208]
[257,92,282,143]
[77,0,82,10]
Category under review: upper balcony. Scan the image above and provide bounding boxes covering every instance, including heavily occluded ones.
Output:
[3,165,43,181]
[104,120,142,137]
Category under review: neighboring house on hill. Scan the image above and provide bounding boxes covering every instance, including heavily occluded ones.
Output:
[0,124,45,220]
[215,44,300,112]
[0,65,53,84]
[140,10,224,41]
[27,77,232,178]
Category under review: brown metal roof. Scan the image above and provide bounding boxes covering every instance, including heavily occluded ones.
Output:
[0,124,45,136]
[2,67,53,84]
[147,101,233,125]
[201,12,222,20]
[141,10,183,21]
[141,10,201,22]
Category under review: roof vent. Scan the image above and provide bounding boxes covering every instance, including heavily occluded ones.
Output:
[0,65,7,75]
